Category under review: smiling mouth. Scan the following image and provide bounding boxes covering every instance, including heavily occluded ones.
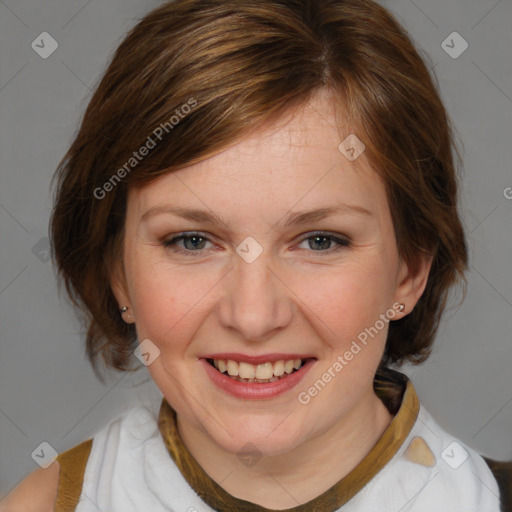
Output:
[206,357,313,383]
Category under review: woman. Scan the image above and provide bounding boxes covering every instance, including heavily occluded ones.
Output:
[1,0,501,510]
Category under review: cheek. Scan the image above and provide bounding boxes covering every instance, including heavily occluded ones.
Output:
[125,252,217,347]
[298,268,393,392]
[293,258,394,339]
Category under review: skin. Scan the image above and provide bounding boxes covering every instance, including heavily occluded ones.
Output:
[0,89,432,511]
[106,88,432,509]
[0,462,60,511]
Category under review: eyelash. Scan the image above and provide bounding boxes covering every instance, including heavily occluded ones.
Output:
[162,231,350,257]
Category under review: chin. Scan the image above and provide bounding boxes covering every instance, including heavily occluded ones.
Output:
[206,412,307,457]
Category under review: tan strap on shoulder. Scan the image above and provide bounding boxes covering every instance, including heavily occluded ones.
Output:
[54,439,93,512]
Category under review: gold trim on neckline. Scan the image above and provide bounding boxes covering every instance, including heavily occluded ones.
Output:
[157,371,419,512]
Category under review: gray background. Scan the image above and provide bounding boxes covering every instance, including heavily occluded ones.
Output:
[1,0,511,498]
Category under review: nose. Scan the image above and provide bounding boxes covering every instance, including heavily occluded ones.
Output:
[217,251,293,342]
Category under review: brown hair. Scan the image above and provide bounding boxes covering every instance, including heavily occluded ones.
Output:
[50,0,467,380]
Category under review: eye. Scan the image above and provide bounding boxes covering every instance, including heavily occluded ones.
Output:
[296,232,350,253]
[163,232,214,255]
[162,231,350,257]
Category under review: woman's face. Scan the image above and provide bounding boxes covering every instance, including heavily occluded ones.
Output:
[113,90,428,457]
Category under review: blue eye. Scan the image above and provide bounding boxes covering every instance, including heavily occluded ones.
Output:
[297,233,350,252]
[162,231,350,256]
[163,233,212,255]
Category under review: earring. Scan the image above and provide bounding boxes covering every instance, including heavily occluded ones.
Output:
[398,303,405,313]
[119,305,134,324]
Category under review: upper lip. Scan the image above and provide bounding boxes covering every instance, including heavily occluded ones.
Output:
[201,353,316,365]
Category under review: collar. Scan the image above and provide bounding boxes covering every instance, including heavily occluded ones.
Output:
[157,368,419,512]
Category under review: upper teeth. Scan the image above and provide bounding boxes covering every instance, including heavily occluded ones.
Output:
[213,359,303,379]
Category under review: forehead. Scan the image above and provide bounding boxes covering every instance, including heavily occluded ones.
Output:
[127,92,389,225]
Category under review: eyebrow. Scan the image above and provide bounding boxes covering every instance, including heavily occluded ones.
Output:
[141,204,372,227]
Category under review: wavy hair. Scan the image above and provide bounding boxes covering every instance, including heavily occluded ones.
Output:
[50,0,468,380]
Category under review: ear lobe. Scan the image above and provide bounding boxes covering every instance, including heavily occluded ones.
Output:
[395,251,433,313]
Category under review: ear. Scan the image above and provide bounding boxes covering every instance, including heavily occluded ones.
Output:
[393,250,433,316]
[109,260,135,324]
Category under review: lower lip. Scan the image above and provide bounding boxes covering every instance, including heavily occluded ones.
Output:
[201,358,316,400]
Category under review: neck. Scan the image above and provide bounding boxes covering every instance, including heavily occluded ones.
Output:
[176,386,393,509]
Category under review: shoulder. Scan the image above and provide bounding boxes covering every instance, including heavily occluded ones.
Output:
[354,399,501,511]
[0,461,60,512]
[0,399,162,512]
[397,405,501,511]
[0,438,94,512]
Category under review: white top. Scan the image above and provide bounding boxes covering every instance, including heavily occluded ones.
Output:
[74,394,501,512]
